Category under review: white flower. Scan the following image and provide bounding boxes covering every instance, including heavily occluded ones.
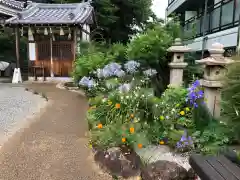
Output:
[143,69,157,77]
[102,98,107,102]
[96,68,104,78]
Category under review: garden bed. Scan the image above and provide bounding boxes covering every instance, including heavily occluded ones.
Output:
[71,26,240,179]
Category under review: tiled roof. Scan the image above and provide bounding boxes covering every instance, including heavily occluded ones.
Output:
[5,2,94,25]
[0,0,26,10]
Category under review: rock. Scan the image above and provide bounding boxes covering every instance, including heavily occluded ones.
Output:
[136,145,191,170]
[94,146,142,178]
[141,160,188,180]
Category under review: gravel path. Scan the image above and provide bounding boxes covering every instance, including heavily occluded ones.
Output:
[0,83,47,145]
[0,83,112,180]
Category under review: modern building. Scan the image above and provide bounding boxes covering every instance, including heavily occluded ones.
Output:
[166,0,240,54]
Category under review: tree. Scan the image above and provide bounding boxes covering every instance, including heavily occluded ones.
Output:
[92,0,153,44]
[52,0,153,44]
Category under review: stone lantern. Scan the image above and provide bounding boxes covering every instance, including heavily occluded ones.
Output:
[196,43,233,118]
[167,38,191,86]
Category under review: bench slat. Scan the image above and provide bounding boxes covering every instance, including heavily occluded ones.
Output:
[189,154,225,180]
[217,156,240,179]
[207,156,239,180]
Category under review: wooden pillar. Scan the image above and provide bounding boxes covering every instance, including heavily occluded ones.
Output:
[73,27,77,61]
[50,36,54,77]
[15,27,20,68]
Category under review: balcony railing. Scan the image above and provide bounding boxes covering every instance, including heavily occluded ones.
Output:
[184,0,239,39]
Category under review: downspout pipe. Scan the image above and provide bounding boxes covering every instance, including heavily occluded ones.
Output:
[201,0,209,58]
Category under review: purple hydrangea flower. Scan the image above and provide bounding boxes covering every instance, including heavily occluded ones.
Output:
[176,130,193,149]
[124,60,140,74]
[187,80,204,108]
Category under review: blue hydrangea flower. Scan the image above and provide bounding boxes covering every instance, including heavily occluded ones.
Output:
[143,69,157,77]
[115,70,125,77]
[119,83,131,93]
[124,60,140,74]
[102,62,123,78]
[79,76,96,89]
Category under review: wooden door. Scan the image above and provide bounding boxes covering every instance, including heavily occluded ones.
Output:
[52,41,73,77]
[36,40,74,77]
[36,41,51,76]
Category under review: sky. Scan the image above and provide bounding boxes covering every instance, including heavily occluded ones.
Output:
[151,0,168,19]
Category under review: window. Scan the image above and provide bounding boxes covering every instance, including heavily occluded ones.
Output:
[210,7,221,30]
[221,1,234,26]
[196,18,201,35]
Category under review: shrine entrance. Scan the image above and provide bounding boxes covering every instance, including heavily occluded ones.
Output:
[3,1,94,81]
[35,40,74,77]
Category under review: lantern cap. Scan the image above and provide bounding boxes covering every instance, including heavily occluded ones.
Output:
[196,43,234,65]
[167,38,191,53]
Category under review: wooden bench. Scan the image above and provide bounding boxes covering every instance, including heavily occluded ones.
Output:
[189,154,240,180]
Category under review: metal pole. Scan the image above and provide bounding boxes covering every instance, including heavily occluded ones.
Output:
[201,0,209,58]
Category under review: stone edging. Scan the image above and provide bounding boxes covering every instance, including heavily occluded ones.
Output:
[56,82,86,96]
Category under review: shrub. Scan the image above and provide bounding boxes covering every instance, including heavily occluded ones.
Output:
[88,87,154,150]
[72,42,128,83]
[222,61,240,140]
[127,25,173,94]
[107,43,127,63]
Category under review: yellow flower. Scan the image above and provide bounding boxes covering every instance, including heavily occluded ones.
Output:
[108,101,112,105]
[138,143,143,148]
[122,138,126,143]
[115,103,121,109]
[130,127,135,134]
[160,116,165,121]
[185,107,190,112]
[180,111,185,116]
[159,140,165,145]
[89,144,93,149]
